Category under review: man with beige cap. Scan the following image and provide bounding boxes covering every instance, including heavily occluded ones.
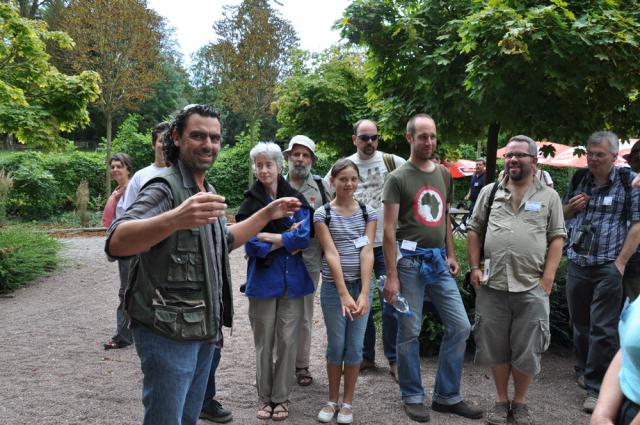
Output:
[284,135,331,386]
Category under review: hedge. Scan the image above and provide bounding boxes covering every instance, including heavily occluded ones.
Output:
[0,225,61,293]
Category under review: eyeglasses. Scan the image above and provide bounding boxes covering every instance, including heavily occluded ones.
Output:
[586,151,611,159]
[504,152,535,159]
[357,134,379,142]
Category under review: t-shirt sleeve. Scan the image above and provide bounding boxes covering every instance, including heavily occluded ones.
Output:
[383,173,401,204]
[366,205,378,222]
[314,205,327,224]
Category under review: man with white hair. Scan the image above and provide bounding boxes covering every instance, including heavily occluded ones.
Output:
[284,135,331,387]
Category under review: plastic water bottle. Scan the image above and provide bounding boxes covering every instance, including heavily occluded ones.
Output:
[379,275,412,317]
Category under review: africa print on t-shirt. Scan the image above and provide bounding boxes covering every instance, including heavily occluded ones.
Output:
[413,186,445,227]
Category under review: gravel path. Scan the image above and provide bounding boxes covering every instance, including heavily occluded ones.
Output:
[0,237,591,424]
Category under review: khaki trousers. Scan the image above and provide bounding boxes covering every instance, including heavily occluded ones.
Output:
[249,294,304,404]
[296,271,320,369]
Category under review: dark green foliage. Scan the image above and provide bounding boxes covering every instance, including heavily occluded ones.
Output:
[99,114,153,172]
[0,151,104,219]
[207,138,254,209]
[0,225,61,293]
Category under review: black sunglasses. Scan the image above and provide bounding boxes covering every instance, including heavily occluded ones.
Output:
[357,134,379,142]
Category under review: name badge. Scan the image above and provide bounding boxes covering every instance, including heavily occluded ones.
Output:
[482,259,491,283]
[353,235,369,248]
[603,196,613,206]
[524,201,541,212]
[401,240,417,251]
[474,182,479,186]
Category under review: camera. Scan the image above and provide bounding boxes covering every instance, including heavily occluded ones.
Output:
[572,222,595,255]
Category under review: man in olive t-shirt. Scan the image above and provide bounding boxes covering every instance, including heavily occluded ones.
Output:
[382,113,482,423]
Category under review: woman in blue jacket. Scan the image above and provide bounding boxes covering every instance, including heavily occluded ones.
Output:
[236,141,314,421]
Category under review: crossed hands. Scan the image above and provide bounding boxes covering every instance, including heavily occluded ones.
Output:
[340,293,369,321]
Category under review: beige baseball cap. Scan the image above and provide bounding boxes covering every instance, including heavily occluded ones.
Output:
[283,135,317,161]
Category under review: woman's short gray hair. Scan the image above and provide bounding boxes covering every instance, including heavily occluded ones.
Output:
[250,142,284,173]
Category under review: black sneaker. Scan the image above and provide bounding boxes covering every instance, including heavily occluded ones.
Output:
[403,403,430,422]
[200,399,233,423]
[432,400,483,420]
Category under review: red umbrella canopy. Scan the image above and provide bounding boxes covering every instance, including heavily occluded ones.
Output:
[545,140,638,168]
[447,159,477,179]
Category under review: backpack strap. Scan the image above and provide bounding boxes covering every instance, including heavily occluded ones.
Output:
[480,182,501,259]
[383,153,396,173]
[324,202,332,227]
[323,201,369,228]
[313,175,329,206]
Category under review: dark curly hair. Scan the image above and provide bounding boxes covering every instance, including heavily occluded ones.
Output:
[163,104,221,165]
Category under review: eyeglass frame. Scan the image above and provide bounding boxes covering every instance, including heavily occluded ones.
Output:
[503,152,536,159]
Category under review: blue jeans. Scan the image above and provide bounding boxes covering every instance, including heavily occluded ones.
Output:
[202,347,221,412]
[363,246,398,364]
[133,324,216,425]
[396,254,471,405]
[321,278,373,365]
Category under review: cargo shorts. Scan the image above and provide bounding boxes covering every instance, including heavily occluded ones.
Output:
[473,284,550,376]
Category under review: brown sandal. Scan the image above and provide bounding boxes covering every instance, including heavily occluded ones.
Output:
[272,401,290,421]
[256,403,273,420]
[296,367,313,386]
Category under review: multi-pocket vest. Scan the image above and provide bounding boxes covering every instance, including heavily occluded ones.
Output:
[125,167,233,341]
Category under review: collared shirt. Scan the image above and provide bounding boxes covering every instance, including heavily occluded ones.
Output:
[563,167,640,266]
[105,160,233,345]
[286,172,330,273]
[468,176,566,292]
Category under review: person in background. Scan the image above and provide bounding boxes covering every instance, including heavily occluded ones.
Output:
[535,164,554,189]
[102,152,133,350]
[121,121,170,211]
[622,142,640,302]
[236,142,314,421]
[315,158,376,424]
[283,135,331,388]
[465,157,486,214]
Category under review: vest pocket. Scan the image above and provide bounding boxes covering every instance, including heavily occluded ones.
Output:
[168,253,205,282]
[152,301,207,340]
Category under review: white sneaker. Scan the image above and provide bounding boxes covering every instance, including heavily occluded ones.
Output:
[337,403,353,424]
[318,401,338,423]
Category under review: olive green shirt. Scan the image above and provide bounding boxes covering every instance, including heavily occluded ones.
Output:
[382,162,450,249]
[468,176,567,292]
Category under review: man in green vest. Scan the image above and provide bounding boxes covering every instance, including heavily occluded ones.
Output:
[106,104,301,425]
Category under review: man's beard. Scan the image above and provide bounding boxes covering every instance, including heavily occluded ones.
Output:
[289,163,311,179]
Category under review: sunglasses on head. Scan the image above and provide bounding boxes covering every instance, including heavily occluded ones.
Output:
[358,134,378,142]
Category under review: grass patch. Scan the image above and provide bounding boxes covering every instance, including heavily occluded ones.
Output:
[0,224,61,293]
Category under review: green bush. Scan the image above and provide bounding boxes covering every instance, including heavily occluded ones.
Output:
[207,135,254,209]
[99,113,153,172]
[0,225,61,293]
[0,151,105,219]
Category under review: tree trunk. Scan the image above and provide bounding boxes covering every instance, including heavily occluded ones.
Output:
[485,121,501,184]
[105,111,112,199]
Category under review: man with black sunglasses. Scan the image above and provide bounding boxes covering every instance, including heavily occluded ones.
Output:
[327,118,406,380]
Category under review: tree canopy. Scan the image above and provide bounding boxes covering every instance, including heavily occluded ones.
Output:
[341,0,640,180]
[0,3,100,150]
[191,0,298,138]
[58,0,164,194]
[275,47,372,155]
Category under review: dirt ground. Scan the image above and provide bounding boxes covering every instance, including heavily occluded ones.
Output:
[0,237,592,424]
